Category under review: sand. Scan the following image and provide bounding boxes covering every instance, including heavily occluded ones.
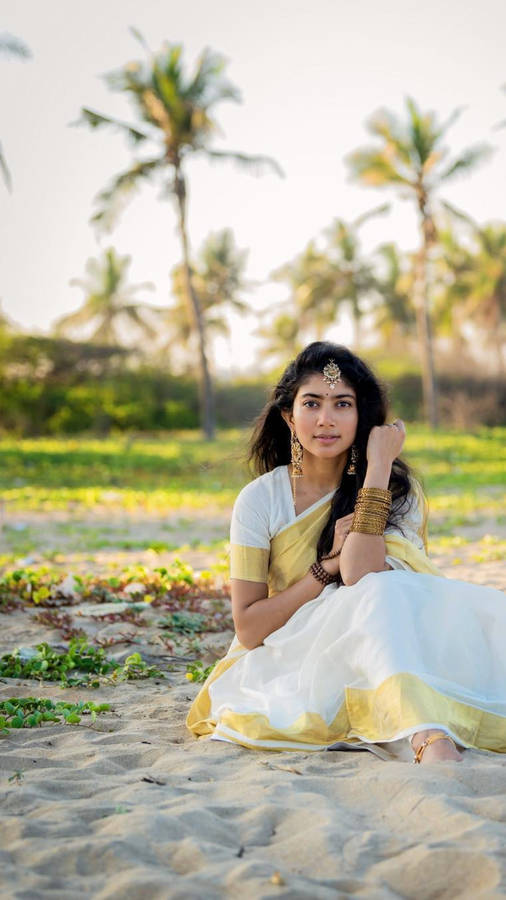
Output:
[1,560,506,899]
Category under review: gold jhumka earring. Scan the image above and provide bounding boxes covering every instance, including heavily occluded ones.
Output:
[290,430,303,508]
[347,445,358,475]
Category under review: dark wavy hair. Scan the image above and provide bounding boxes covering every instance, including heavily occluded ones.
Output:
[248,341,414,572]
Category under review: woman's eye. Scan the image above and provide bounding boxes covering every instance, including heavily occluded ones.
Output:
[303,401,351,408]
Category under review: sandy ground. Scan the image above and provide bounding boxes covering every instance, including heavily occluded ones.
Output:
[3,677,506,899]
[1,517,506,898]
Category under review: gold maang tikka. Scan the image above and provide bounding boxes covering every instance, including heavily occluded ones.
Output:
[322,360,342,389]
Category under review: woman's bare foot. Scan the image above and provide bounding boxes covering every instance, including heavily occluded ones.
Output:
[410,728,464,764]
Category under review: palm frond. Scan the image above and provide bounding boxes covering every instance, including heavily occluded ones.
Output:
[54,305,98,335]
[352,203,391,229]
[203,149,284,178]
[90,318,118,345]
[440,200,478,229]
[151,61,185,123]
[346,148,412,186]
[90,158,162,232]
[438,144,494,182]
[122,305,159,339]
[433,105,465,143]
[0,141,12,191]
[187,47,241,107]
[71,108,150,145]
[128,26,152,54]
[366,109,413,168]
[0,33,32,59]
[405,96,435,165]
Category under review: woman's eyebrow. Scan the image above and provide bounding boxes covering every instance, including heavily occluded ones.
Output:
[300,392,355,399]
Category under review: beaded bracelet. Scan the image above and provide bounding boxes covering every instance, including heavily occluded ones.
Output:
[320,548,341,561]
[310,560,338,586]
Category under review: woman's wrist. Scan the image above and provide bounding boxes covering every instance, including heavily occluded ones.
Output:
[319,557,340,577]
[363,459,392,490]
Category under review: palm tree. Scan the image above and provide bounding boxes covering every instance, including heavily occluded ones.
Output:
[271,206,388,347]
[323,205,390,347]
[372,243,417,346]
[256,312,303,366]
[271,241,342,340]
[73,31,283,439]
[346,97,493,427]
[54,247,158,347]
[160,228,252,366]
[0,32,32,190]
[436,211,506,374]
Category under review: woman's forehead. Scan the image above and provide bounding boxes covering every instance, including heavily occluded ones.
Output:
[297,373,356,397]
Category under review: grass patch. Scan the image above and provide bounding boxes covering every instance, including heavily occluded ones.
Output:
[0,428,504,550]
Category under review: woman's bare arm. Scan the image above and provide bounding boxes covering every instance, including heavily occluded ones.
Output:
[338,459,393,585]
[338,421,406,585]
[231,572,326,651]
[232,510,356,649]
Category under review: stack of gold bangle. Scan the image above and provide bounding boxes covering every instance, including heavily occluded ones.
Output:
[350,487,392,535]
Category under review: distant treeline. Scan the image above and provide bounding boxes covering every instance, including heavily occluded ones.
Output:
[0,337,503,435]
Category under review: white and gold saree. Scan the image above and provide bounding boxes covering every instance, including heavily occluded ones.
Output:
[187,466,506,757]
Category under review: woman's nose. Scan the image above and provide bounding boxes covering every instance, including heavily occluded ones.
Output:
[316,405,336,425]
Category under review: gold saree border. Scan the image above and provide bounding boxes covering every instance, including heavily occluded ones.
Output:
[268,500,332,593]
[230,544,270,583]
[228,480,438,596]
[185,647,247,736]
[189,670,506,753]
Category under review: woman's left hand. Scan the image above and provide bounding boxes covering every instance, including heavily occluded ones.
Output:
[366,419,406,466]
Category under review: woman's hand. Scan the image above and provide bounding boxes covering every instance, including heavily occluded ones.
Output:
[366,419,406,466]
[320,512,354,575]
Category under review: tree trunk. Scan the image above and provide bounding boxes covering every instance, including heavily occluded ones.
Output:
[494,330,505,376]
[413,241,439,428]
[173,166,215,440]
[352,307,361,349]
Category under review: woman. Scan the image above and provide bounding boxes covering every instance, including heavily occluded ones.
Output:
[187,342,506,764]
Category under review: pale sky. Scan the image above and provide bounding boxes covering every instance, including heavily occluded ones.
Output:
[1,0,505,374]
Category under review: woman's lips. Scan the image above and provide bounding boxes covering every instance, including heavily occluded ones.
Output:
[315,435,339,443]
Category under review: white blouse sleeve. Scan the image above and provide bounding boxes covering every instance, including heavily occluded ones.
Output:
[384,480,427,571]
[229,481,271,583]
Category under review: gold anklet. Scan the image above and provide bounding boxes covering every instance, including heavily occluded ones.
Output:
[412,733,458,764]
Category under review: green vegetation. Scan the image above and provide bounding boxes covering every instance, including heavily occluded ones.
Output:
[0,427,503,520]
[158,611,208,634]
[0,697,110,733]
[186,660,218,683]
[0,637,164,687]
[0,431,247,512]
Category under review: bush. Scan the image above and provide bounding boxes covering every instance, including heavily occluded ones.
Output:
[0,365,503,436]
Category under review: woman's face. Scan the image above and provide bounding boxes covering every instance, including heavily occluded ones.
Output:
[284,372,359,460]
